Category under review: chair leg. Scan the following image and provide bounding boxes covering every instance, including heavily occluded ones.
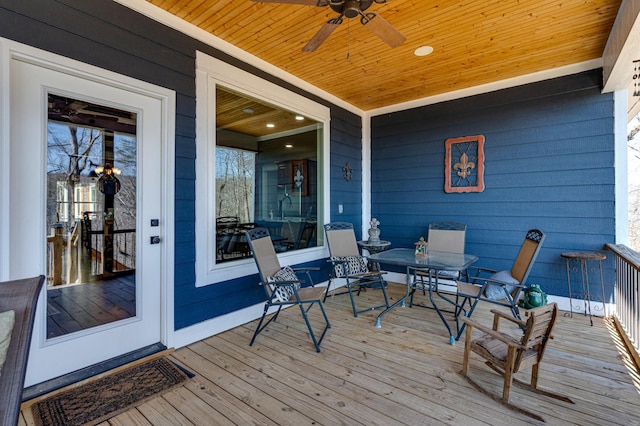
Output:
[502,346,516,403]
[250,304,282,347]
[461,325,473,377]
[323,276,353,301]
[298,300,331,352]
[323,277,331,302]
[509,302,522,321]
[348,276,391,317]
[250,305,269,347]
[531,362,540,389]
[455,295,480,340]
[346,281,360,317]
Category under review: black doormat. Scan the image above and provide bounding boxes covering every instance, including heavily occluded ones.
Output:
[31,357,192,426]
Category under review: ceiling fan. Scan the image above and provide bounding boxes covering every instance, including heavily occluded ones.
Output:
[253,0,406,52]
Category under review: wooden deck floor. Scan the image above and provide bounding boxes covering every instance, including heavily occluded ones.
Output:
[21,283,640,425]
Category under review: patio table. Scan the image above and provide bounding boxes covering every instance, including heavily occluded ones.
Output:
[367,248,478,344]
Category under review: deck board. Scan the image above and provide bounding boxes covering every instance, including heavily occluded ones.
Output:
[21,282,640,425]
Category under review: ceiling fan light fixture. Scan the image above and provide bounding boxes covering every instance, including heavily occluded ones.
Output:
[343,0,361,18]
[414,46,434,57]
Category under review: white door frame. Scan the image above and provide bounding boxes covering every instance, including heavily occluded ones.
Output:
[0,38,175,386]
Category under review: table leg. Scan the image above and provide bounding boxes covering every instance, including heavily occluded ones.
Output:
[565,258,574,317]
[375,265,411,327]
[426,271,457,344]
[580,259,594,326]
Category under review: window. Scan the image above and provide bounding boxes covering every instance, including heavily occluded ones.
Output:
[195,53,330,285]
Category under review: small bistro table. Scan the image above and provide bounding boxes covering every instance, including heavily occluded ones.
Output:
[367,248,479,344]
[561,251,607,326]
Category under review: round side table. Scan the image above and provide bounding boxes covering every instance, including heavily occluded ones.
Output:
[561,251,607,326]
[357,240,391,272]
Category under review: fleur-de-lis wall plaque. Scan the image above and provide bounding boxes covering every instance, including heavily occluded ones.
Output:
[444,135,485,193]
[453,152,475,179]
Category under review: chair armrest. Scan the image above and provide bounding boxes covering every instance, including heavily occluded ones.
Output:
[475,278,525,301]
[292,267,320,272]
[467,265,498,277]
[490,309,527,328]
[477,278,526,290]
[259,280,304,287]
[461,317,527,349]
[353,271,387,278]
[291,267,319,287]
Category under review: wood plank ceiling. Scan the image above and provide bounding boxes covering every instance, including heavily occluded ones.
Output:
[147,0,622,111]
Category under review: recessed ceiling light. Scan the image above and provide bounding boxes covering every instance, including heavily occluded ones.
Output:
[285,144,293,148]
[295,115,304,121]
[414,46,434,57]
[266,123,275,128]
[243,108,254,114]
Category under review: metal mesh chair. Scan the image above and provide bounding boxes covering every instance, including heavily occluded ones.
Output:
[456,229,546,327]
[409,222,467,308]
[324,222,390,317]
[246,227,329,352]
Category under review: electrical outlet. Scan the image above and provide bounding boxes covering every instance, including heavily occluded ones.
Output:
[338,204,343,214]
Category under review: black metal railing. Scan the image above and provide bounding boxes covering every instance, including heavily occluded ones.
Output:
[606,243,640,362]
[47,225,136,284]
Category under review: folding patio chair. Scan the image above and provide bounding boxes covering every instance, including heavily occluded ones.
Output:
[245,227,330,352]
[409,222,467,308]
[456,229,546,325]
[324,222,390,317]
[460,303,573,421]
[0,275,45,426]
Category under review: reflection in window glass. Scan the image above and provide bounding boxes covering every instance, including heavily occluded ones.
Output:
[216,147,255,222]
[215,85,321,263]
[46,93,137,338]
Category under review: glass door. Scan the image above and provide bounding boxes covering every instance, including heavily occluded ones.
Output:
[9,54,166,386]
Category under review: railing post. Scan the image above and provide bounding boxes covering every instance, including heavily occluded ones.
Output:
[48,223,65,286]
[67,222,79,284]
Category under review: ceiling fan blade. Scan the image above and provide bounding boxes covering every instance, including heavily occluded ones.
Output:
[302,18,342,52]
[252,0,324,5]
[361,12,406,48]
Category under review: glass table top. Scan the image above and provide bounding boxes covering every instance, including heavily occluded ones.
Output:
[368,248,478,271]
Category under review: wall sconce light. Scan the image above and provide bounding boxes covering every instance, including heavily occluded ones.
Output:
[634,59,640,97]
[342,162,352,181]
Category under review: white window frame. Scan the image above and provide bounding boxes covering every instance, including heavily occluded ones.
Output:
[195,52,331,287]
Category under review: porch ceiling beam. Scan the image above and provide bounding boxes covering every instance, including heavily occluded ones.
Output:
[602,0,640,118]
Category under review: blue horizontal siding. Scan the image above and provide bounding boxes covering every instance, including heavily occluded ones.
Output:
[371,70,616,301]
